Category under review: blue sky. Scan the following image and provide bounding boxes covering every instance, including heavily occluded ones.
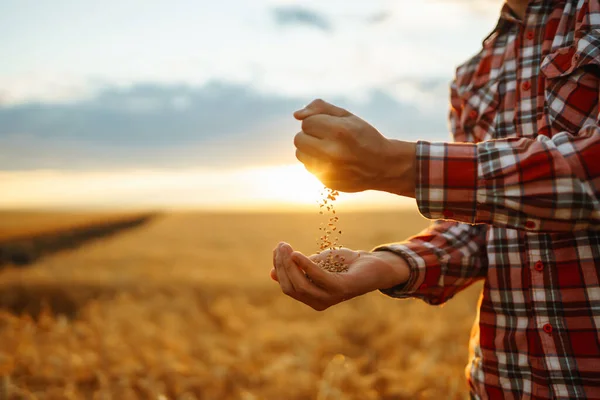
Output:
[0,0,500,208]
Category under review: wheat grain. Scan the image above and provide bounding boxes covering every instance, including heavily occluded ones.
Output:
[316,188,349,273]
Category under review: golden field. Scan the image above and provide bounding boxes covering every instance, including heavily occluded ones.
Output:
[0,210,482,400]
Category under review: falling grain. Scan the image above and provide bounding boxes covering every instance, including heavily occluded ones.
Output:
[316,188,349,273]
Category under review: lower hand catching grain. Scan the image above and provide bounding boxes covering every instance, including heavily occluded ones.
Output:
[270,243,410,311]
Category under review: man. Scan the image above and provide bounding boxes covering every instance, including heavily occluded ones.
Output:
[271,0,600,398]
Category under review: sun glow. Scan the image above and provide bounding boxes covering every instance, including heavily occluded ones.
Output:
[0,164,413,210]
[247,164,325,206]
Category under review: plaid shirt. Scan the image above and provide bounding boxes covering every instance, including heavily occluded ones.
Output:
[375,1,600,398]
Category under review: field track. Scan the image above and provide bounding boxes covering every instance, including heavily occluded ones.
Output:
[0,212,158,267]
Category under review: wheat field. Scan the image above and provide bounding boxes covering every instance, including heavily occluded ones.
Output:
[0,211,482,400]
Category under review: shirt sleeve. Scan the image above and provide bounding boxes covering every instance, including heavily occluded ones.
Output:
[414,30,600,233]
[415,126,600,232]
[372,78,490,305]
[373,221,488,305]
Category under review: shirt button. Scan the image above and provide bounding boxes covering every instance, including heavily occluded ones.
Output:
[522,81,531,91]
[525,220,536,229]
[442,209,454,219]
[534,261,544,272]
[543,323,553,334]
[526,30,535,40]
[468,110,478,119]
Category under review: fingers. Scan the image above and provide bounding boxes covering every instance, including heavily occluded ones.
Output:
[295,149,323,173]
[271,248,279,282]
[300,115,340,140]
[294,131,336,178]
[280,244,320,295]
[274,243,295,294]
[295,151,334,183]
[294,131,324,155]
[278,243,330,311]
[271,244,361,311]
[294,99,351,120]
[291,251,331,289]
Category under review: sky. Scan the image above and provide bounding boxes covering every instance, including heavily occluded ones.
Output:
[0,0,500,210]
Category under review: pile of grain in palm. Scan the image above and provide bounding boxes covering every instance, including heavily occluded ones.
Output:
[316,188,349,273]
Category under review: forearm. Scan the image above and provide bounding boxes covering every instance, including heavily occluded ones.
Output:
[375,139,417,198]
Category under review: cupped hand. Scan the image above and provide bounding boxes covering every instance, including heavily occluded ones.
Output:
[270,242,410,311]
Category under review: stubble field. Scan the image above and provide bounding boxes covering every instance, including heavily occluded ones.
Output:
[0,210,482,399]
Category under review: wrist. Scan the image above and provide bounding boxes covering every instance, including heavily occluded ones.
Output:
[377,139,416,198]
[370,250,411,289]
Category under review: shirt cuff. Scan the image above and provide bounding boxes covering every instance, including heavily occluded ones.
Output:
[415,140,480,223]
[372,244,422,296]
[372,243,446,305]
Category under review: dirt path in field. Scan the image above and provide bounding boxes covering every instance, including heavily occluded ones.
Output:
[0,213,158,268]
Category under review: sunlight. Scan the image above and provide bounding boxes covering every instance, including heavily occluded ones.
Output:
[247,164,325,206]
[0,165,328,210]
[0,165,414,211]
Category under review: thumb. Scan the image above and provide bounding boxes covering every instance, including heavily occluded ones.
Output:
[270,267,279,282]
[291,251,332,288]
[294,99,351,120]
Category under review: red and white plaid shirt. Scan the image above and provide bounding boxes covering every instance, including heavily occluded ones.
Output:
[376,1,600,398]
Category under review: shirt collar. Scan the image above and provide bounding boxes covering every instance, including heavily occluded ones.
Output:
[482,1,558,47]
[500,2,523,24]
[482,4,515,47]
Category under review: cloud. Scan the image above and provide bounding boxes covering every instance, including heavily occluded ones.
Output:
[0,81,449,171]
[272,6,332,32]
[364,11,393,25]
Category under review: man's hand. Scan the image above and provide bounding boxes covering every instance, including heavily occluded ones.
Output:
[294,99,417,197]
[270,242,410,311]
